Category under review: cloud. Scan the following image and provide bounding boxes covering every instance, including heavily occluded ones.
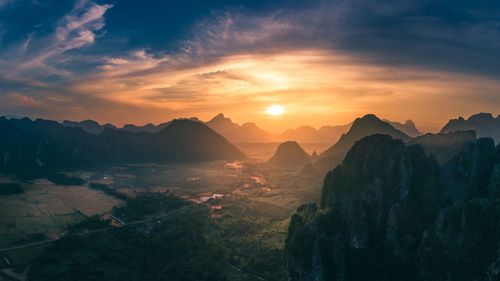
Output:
[1,0,500,131]
[174,0,500,78]
[0,0,112,84]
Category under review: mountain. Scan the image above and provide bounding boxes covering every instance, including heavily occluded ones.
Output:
[62,118,202,134]
[440,112,500,143]
[61,113,420,145]
[385,119,422,137]
[0,117,245,174]
[285,134,500,281]
[206,113,276,143]
[268,141,311,168]
[281,124,351,144]
[121,122,167,133]
[62,119,116,134]
[315,114,410,171]
[121,118,201,133]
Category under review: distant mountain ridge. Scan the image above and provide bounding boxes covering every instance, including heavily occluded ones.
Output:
[384,119,422,137]
[52,114,422,145]
[62,119,116,134]
[281,124,351,144]
[0,117,245,173]
[61,118,201,134]
[440,112,500,143]
[206,113,422,144]
[205,113,275,143]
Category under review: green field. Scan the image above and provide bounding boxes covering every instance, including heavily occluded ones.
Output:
[0,177,123,266]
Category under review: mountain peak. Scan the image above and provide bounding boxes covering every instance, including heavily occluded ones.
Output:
[316,114,409,172]
[210,113,228,122]
[268,141,310,168]
[468,112,494,122]
[354,113,381,124]
[350,114,405,135]
[405,119,415,127]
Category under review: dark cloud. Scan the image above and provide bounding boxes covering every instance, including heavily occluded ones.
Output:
[175,0,500,77]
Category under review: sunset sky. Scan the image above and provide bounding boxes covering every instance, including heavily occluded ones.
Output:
[1,0,499,132]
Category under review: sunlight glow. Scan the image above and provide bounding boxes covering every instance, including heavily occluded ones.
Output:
[266,104,285,116]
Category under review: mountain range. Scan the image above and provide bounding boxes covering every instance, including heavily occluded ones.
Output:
[205,113,422,144]
[55,113,422,144]
[0,117,244,174]
[13,112,500,148]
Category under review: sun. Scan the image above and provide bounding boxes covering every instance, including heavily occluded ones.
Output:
[266,104,285,116]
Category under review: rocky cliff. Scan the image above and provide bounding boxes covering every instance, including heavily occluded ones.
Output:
[285,134,500,281]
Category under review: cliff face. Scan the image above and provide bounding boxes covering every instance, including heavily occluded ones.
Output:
[285,134,500,281]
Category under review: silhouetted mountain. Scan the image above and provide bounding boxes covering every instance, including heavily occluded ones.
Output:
[440,112,500,143]
[268,141,311,168]
[0,117,245,174]
[315,114,410,171]
[121,123,165,133]
[121,118,202,133]
[62,119,115,134]
[285,134,500,281]
[206,113,276,143]
[281,124,351,144]
[385,119,422,137]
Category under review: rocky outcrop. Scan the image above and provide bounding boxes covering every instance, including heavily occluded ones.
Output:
[285,134,500,281]
[416,199,500,281]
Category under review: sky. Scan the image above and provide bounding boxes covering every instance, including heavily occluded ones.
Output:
[0,0,500,133]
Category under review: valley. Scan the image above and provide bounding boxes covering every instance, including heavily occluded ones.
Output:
[0,156,323,280]
[1,112,500,281]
